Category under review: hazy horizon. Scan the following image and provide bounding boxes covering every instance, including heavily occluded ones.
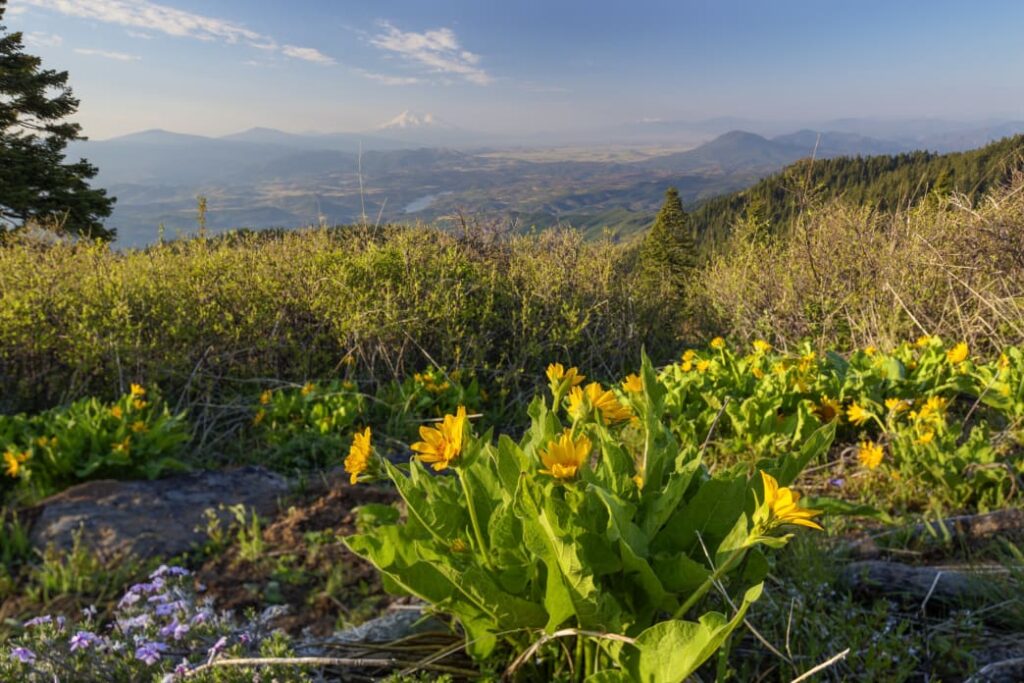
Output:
[6,0,1024,140]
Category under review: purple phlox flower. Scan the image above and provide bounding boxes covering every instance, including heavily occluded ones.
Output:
[829,477,845,487]
[56,616,66,630]
[159,618,190,641]
[207,636,228,661]
[135,641,167,665]
[155,599,188,617]
[23,615,52,628]
[118,614,152,633]
[10,647,36,664]
[118,591,142,608]
[189,610,211,626]
[83,604,98,620]
[69,630,100,651]
[128,581,159,595]
[174,659,191,674]
[151,565,190,580]
[238,632,252,645]
[148,592,172,605]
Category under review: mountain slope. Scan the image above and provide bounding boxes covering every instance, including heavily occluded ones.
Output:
[691,134,1024,246]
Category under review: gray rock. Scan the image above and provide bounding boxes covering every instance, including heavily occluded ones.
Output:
[28,466,288,560]
[839,561,995,610]
[966,658,1024,683]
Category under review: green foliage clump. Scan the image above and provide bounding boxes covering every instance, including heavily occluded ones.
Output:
[1,385,188,504]
[640,186,696,285]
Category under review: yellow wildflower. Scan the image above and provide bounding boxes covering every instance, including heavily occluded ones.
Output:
[814,396,841,422]
[259,390,272,405]
[885,398,909,414]
[946,342,969,364]
[696,360,711,373]
[568,383,633,424]
[35,436,50,448]
[4,450,30,478]
[752,366,765,379]
[915,335,933,348]
[344,427,372,485]
[916,431,935,446]
[253,409,266,426]
[622,373,643,394]
[450,538,468,553]
[130,421,148,434]
[682,349,696,362]
[110,406,123,419]
[539,430,592,480]
[847,402,872,426]
[917,396,947,421]
[130,384,146,398]
[752,339,772,354]
[632,473,644,490]
[301,382,315,397]
[799,352,816,371]
[412,406,467,471]
[681,360,693,372]
[857,441,884,469]
[710,337,726,350]
[132,399,148,411]
[864,345,877,356]
[112,437,131,455]
[759,471,823,531]
[546,363,585,388]
[998,353,1010,371]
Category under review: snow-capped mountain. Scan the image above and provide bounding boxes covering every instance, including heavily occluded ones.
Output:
[376,111,454,131]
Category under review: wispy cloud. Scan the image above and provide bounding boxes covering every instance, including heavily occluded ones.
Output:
[24,31,63,47]
[15,0,335,64]
[354,68,423,86]
[370,21,491,85]
[74,47,140,61]
[281,45,334,66]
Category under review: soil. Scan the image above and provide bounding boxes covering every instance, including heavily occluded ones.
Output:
[195,475,400,636]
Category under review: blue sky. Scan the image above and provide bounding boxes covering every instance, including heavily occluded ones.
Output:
[6,0,1024,139]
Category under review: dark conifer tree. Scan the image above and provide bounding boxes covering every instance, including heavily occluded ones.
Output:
[0,0,115,239]
[640,187,696,283]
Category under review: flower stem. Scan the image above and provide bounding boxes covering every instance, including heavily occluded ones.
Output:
[458,468,492,569]
[672,545,746,620]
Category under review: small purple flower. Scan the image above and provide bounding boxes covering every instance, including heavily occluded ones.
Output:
[154,599,187,617]
[159,619,191,641]
[207,636,228,660]
[190,610,210,626]
[69,630,100,652]
[56,616,66,630]
[118,614,152,632]
[23,615,52,628]
[151,565,190,579]
[10,647,36,664]
[238,632,252,645]
[829,477,845,488]
[119,591,142,608]
[128,581,159,595]
[83,605,98,619]
[135,641,167,665]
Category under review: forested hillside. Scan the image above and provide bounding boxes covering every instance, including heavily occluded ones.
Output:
[692,134,1024,245]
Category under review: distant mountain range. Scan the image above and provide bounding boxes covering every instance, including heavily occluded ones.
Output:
[66,117,1024,247]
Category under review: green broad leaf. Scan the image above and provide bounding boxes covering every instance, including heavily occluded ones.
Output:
[586,672,632,683]
[640,450,701,538]
[774,421,836,487]
[386,459,466,544]
[627,583,764,683]
[879,357,906,381]
[521,514,576,631]
[713,513,751,568]
[826,351,850,379]
[591,487,669,615]
[651,552,710,594]
[353,503,400,528]
[652,475,748,558]
[740,547,770,585]
[496,434,529,491]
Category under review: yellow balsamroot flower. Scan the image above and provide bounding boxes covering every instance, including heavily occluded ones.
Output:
[622,373,643,394]
[999,353,1010,371]
[696,360,711,373]
[682,349,696,362]
[917,395,947,422]
[752,366,765,379]
[539,430,592,480]
[752,339,772,354]
[632,474,645,490]
[546,363,585,388]
[110,405,124,419]
[112,437,131,455]
[681,360,693,372]
[253,409,266,426]
[710,337,726,350]
[412,406,467,471]
[946,342,969,364]
[916,431,935,446]
[759,471,823,531]
[130,420,148,434]
[301,382,315,397]
[568,383,633,424]
[814,396,841,422]
[259,390,272,405]
[133,399,148,411]
[915,335,933,348]
[799,351,816,372]
[857,441,884,469]
[864,345,878,356]
[4,450,30,478]
[847,402,872,426]
[885,398,910,414]
[130,384,146,398]
[345,427,372,485]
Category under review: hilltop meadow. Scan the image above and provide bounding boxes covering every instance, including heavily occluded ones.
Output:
[3,154,1024,680]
